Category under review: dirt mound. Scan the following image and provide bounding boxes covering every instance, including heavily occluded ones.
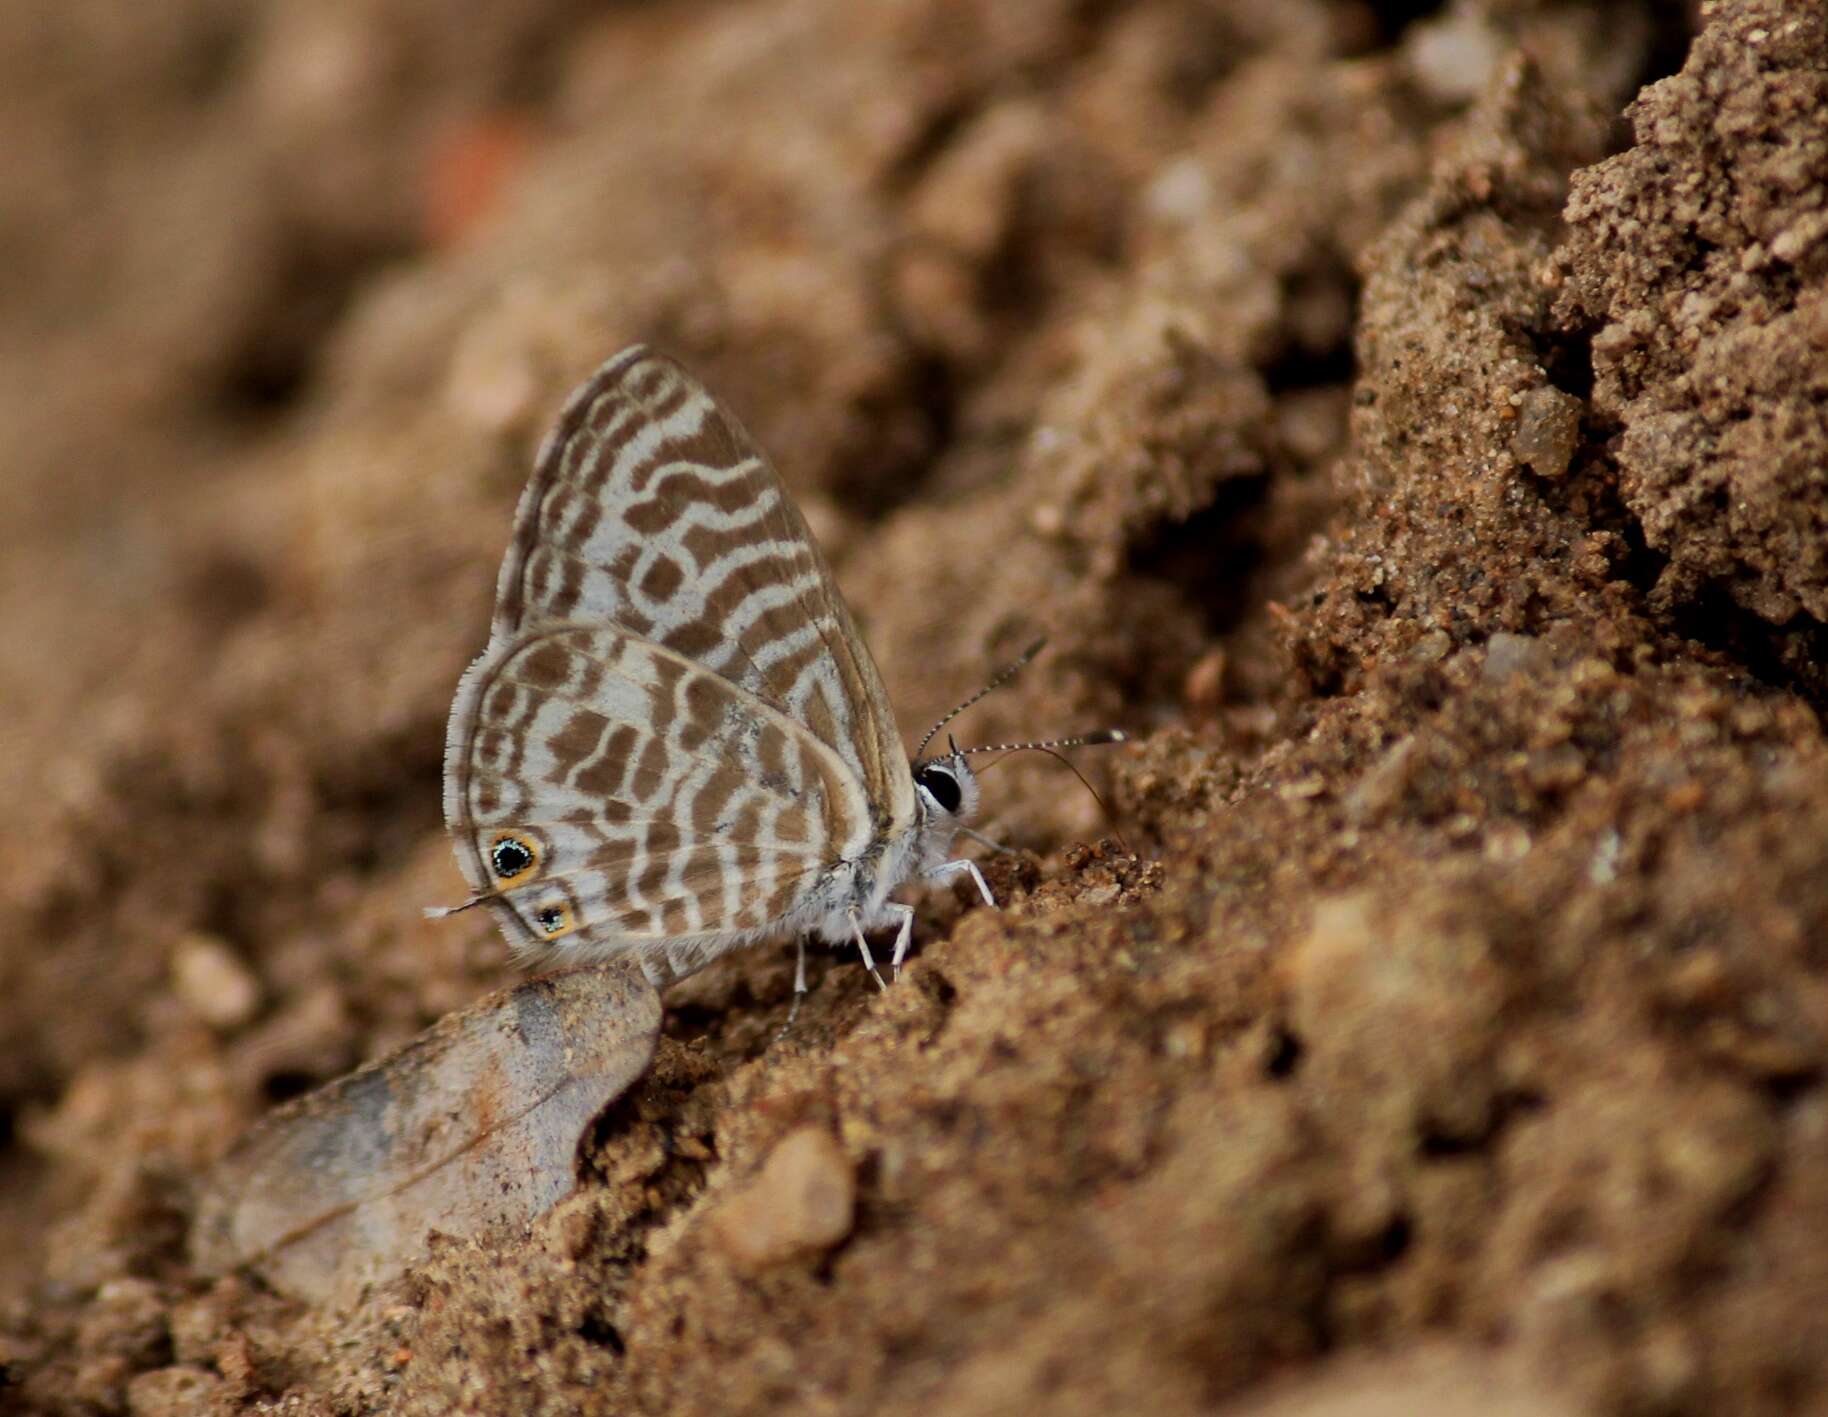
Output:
[3,2,1826,1414]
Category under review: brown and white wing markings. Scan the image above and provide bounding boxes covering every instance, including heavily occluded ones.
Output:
[449,627,873,959]
[442,347,919,959]
[486,346,911,830]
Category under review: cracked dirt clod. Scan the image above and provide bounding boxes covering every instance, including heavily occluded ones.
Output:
[1556,2,1828,625]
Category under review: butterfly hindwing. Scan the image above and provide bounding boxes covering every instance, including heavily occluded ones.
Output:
[446,626,873,960]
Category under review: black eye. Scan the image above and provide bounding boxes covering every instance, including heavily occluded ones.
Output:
[491,837,535,879]
[916,765,962,814]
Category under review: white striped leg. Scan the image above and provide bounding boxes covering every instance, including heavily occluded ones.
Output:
[846,907,889,991]
[776,936,809,1040]
[930,858,997,908]
[889,861,997,979]
[887,902,916,978]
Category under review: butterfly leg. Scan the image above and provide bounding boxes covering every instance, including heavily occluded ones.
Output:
[845,907,890,991]
[887,902,917,979]
[776,937,809,1040]
[929,858,997,909]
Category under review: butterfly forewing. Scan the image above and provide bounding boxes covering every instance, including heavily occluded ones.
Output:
[490,347,910,819]
[444,348,911,965]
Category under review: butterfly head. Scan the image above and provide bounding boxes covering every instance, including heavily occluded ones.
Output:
[912,740,979,829]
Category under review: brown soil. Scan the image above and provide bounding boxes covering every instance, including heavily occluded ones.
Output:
[4,1,1827,1413]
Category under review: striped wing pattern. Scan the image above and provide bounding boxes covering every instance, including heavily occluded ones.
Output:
[494,347,909,819]
[443,347,910,963]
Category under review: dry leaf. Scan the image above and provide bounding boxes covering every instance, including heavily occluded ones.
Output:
[190,963,660,1307]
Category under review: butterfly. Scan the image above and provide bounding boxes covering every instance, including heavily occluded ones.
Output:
[435,346,1117,1016]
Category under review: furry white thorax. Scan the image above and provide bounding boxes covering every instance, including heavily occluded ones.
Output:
[807,748,978,944]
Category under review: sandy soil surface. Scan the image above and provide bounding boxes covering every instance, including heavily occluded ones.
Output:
[4,0,1827,1413]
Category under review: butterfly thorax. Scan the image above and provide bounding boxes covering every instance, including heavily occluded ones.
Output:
[801,752,976,946]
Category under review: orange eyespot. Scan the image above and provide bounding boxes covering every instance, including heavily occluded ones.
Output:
[488,832,541,885]
[532,902,574,939]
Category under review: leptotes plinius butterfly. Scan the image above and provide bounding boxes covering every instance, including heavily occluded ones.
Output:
[436,346,1118,1012]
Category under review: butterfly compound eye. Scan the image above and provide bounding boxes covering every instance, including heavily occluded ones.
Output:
[915,765,963,814]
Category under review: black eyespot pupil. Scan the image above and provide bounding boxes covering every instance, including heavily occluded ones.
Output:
[917,767,962,814]
[492,839,534,877]
[537,907,565,933]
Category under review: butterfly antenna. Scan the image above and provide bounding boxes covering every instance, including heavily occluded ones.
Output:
[954,728,1128,755]
[914,638,1048,761]
[974,740,1132,855]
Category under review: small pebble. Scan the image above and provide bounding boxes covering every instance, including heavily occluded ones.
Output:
[711,1127,856,1274]
[171,934,261,1030]
[127,1366,224,1417]
[1482,632,1547,683]
[1510,387,1582,478]
[1182,647,1227,712]
[1405,10,1504,103]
